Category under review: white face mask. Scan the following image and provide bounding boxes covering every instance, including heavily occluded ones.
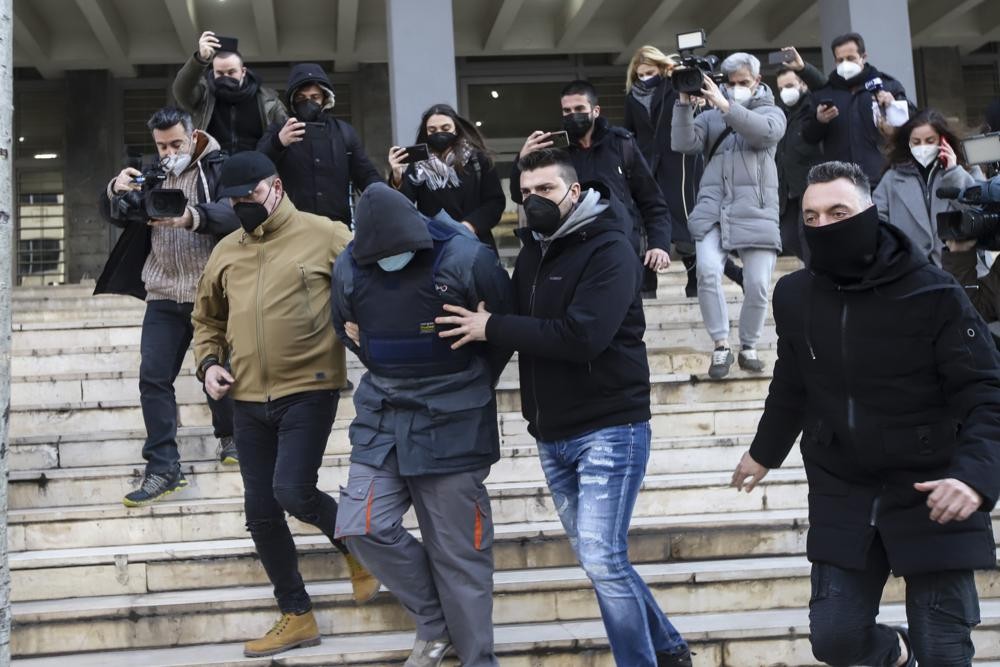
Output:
[779,87,802,107]
[910,144,940,168]
[377,251,415,272]
[161,152,192,177]
[730,85,753,105]
[836,60,863,80]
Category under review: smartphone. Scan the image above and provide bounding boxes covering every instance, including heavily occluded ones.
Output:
[303,122,327,140]
[548,131,571,149]
[767,50,794,65]
[939,136,950,167]
[819,98,835,109]
[400,143,430,164]
[215,35,239,54]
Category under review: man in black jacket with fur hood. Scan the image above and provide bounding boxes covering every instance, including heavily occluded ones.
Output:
[258,63,382,228]
[732,161,1000,667]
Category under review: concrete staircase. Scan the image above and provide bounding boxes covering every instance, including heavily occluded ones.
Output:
[8,258,1000,666]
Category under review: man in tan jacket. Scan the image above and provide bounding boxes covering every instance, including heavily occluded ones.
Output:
[192,151,376,659]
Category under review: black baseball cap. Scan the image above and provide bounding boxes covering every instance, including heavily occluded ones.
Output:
[218,151,277,198]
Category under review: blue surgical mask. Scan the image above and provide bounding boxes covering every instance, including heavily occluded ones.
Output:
[377,251,415,272]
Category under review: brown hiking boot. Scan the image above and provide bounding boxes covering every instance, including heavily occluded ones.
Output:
[243,610,321,657]
[345,552,380,603]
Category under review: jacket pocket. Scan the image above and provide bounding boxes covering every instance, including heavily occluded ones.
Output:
[297,262,328,331]
[349,392,385,447]
[412,384,496,460]
[881,421,957,460]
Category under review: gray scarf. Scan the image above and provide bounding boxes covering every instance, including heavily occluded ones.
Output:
[409,141,474,191]
[630,78,658,115]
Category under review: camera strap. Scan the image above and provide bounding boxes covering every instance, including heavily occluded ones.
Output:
[706,127,734,165]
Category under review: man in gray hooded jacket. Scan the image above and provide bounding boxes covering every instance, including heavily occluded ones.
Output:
[672,52,786,380]
[331,183,512,667]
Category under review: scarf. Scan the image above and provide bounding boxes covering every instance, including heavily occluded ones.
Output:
[630,78,659,115]
[409,141,474,191]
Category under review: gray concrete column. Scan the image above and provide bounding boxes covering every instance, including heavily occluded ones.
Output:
[385,0,458,145]
[63,70,118,283]
[356,63,392,174]
[819,0,916,98]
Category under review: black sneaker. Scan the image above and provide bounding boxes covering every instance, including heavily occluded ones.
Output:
[122,469,188,507]
[738,348,766,373]
[708,347,734,379]
[894,627,917,667]
[218,436,239,465]
[657,646,694,667]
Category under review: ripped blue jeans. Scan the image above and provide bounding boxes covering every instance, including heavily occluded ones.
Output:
[537,422,688,666]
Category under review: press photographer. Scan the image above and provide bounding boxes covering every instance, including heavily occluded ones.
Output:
[95,106,240,507]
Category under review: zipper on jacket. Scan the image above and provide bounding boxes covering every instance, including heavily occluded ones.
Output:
[256,245,270,400]
[298,264,317,320]
[528,245,548,441]
[230,105,238,155]
[840,294,856,441]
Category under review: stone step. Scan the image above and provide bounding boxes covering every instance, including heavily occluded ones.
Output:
[9,436,799,552]
[9,507,818,601]
[9,554,1000,656]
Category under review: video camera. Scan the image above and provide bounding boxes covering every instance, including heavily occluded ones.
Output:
[936,175,1000,249]
[111,155,188,224]
[670,30,725,96]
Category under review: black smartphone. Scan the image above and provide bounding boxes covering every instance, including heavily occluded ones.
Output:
[548,131,570,149]
[215,35,239,54]
[767,50,794,65]
[400,143,430,164]
[819,98,835,109]
[303,122,327,140]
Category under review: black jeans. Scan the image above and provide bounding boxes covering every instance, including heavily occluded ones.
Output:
[809,535,980,666]
[234,390,346,614]
[140,299,233,474]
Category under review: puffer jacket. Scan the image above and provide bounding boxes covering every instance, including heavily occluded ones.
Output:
[873,161,981,267]
[671,84,786,251]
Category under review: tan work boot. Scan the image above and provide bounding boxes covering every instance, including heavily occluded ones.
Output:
[243,610,321,657]
[345,552,380,603]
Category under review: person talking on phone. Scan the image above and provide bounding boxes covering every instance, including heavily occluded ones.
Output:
[802,32,912,186]
[388,104,506,250]
[873,109,983,268]
[257,63,382,229]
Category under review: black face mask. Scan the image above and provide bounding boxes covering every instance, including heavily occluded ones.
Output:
[215,76,242,93]
[635,75,662,91]
[234,183,275,234]
[523,189,572,237]
[562,112,594,140]
[293,99,323,123]
[427,131,458,153]
[804,205,880,283]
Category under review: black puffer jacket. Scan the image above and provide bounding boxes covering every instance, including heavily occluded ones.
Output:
[802,64,909,185]
[751,222,1000,575]
[624,78,702,247]
[509,117,672,253]
[258,63,382,228]
[776,62,827,213]
[485,190,650,441]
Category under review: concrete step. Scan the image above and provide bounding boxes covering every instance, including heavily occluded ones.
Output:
[9,507,820,602]
[9,606,999,666]
[10,554,1000,656]
[9,434,798,551]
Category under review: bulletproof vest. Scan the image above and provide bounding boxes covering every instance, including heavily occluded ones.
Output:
[350,235,474,378]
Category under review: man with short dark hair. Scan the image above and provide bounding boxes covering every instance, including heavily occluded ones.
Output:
[173,30,287,155]
[511,79,673,297]
[802,32,911,185]
[193,151,378,658]
[436,148,693,667]
[96,106,240,506]
[732,160,1000,666]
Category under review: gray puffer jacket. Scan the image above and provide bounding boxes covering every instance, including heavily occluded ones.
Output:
[873,162,981,267]
[671,84,786,250]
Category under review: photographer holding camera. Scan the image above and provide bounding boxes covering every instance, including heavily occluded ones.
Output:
[95,107,240,507]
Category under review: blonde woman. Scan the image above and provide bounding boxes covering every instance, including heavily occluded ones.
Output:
[624,45,741,297]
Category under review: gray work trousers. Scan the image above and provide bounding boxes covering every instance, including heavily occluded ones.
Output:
[696,224,777,349]
[334,450,499,667]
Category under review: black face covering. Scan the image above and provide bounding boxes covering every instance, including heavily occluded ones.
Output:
[215,76,241,93]
[427,131,458,153]
[523,189,571,237]
[234,202,269,234]
[562,112,594,141]
[804,205,880,283]
[293,99,323,123]
[634,75,662,91]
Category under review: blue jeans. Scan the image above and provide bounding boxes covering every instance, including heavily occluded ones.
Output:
[537,422,688,666]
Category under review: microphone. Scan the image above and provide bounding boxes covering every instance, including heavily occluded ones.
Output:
[864,77,884,93]
[936,186,961,200]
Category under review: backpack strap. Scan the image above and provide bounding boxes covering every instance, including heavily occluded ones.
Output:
[706,126,734,165]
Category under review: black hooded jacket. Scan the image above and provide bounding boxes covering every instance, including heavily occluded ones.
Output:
[485,191,651,441]
[509,116,672,253]
[751,222,1000,575]
[802,63,909,185]
[258,63,382,228]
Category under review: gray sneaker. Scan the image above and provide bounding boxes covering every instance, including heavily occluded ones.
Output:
[708,347,734,379]
[738,348,766,373]
[404,638,452,667]
[218,436,239,465]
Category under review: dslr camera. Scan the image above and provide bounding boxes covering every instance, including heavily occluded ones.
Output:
[111,156,188,224]
[936,134,1000,249]
[670,29,725,96]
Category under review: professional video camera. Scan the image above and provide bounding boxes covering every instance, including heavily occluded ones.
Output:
[670,29,724,96]
[936,134,1000,249]
[111,155,188,224]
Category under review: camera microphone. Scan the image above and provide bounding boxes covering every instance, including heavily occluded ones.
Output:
[864,77,884,93]
[936,187,961,200]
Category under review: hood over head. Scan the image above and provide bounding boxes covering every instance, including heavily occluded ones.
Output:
[285,63,336,111]
[352,183,433,265]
